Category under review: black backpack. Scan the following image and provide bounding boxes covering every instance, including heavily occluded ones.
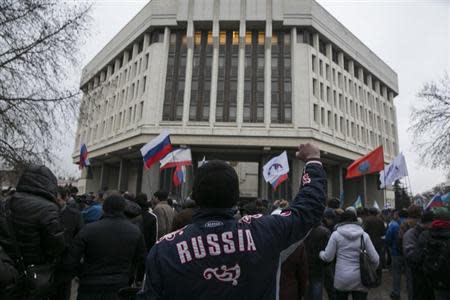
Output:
[422,231,450,290]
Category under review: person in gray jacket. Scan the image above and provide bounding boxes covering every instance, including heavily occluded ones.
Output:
[320,210,379,300]
[151,190,175,238]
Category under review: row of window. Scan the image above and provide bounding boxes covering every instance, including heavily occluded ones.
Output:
[163,30,292,123]
[312,54,394,117]
[300,28,392,96]
[312,104,396,154]
[85,30,164,92]
[79,101,145,146]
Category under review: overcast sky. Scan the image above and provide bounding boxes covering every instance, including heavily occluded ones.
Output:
[60,0,450,193]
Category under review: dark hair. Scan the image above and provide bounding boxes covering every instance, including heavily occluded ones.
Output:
[407,205,421,219]
[103,193,126,215]
[123,193,135,201]
[135,193,149,209]
[421,210,434,224]
[192,160,239,208]
[57,186,68,199]
[341,210,357,223]
[368,207,379,216]
[399,209,409,219]
[327,198,340,209]
[154,190,168,201]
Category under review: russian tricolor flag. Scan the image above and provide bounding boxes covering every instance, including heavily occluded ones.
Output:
[79,144,90,170]
[173,165,187,186]
[140,131,173,169]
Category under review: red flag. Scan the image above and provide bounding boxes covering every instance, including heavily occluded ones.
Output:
[346,146,384,179]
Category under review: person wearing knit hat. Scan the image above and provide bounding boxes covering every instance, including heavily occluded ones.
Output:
[138,143,327,300]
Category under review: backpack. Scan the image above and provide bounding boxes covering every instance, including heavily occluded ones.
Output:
[422,232,450,290]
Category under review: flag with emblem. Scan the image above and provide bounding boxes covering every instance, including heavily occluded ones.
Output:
[346,146,384,179]
[263,151,289,190]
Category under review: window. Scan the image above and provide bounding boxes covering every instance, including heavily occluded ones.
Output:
[321,107,325,125]
[217,30,239,122]
[313,104,318,123]
[142,76,147,94]
[139,101,144,120]
[334,113,338,131]
[326,64,330,81]
[320,82,324,100]
[319,60,323,77]
[327,87,331,104]
[313,79,318,97]
[327,111,331,128]
[319,39,326,55]
[312,55,316,73]
[190,30,213,121]
[244,30,265,123]
[163,31,187,121]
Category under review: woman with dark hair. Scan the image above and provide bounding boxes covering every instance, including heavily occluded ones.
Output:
[320,210,379,300]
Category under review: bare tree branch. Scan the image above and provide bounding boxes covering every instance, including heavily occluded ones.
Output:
[409,73,450,172]
[0,0,92,170]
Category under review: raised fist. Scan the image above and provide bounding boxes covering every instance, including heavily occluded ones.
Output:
[296,143,320,162]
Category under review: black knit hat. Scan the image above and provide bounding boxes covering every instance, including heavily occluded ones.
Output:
[192,160,239,208]
[103,193,126,215]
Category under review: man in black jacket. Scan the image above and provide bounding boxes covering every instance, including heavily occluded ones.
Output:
[64,193,146,300]
[138,143,326,300]
[2,165,65,299]
[51,187,84,300]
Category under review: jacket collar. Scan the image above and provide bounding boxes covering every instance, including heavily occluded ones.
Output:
[192,208,235,223]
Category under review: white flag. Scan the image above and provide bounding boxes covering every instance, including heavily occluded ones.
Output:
[373,201,380,210]
[263,151,289,187]
[379,153,409,189]
[160,148,192,170]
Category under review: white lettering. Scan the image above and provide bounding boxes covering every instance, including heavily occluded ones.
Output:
[222,231,236,254]
[191,236,206,259]
[245,229,257,251]
[206,234,221,256]
[238,229,245,251]
[176,241,192,264]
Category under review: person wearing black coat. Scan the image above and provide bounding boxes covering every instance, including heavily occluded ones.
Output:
[51,187,84,300]
[135,193,158,252]
[2,165,65,300]
[304,224,331,300]
[64,193,146,300]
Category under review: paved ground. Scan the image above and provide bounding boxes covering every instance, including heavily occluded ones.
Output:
[324,269,408,300]
[71,269,407,300]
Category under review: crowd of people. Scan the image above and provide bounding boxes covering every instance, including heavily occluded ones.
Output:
[0,143,449,300]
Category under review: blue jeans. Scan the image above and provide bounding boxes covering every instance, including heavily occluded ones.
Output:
[391,255,404,297]
[305,276,323,300]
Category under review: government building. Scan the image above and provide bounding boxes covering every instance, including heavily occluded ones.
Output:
[73,0,399,207]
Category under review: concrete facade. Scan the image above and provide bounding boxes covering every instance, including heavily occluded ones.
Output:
[73,0,399,207]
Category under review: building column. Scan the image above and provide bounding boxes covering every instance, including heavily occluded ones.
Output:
[236,0,246,128]
[264,0,272,128]
[99,162,107,191]
[182,18,194,126]
[136,161,143,193]
[209,0,220,126]
[156,27,171,124]
[259,154,270,200]
[141,163,160,199]
[117,159,128,192]
[292,158,304,197]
